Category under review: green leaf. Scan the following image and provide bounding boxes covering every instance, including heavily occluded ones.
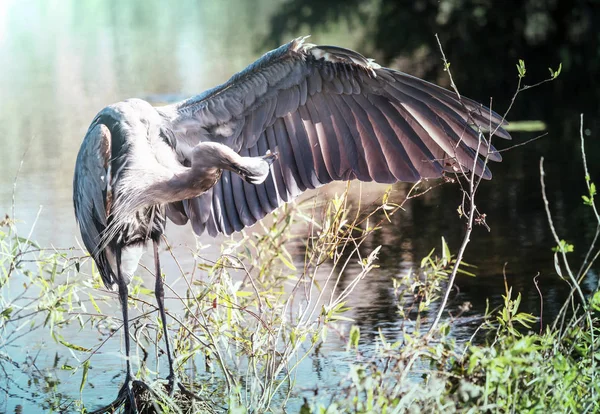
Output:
[548,63,562,79]
[503,120,546,132]
[1,306,13,319]
[457,268,477,277]
[80,360,90,394]
[329,315,355,322]
[57,336,92,352]
[583,182,596,206]
[591,291,600,311]
[441,237,451,266]
[516,59,526,78]
[277,252,296,271]
[421,247,436,268]
[88,293,101,314]
[138,287,153,296]
[552,240,574,254]
[16,237,40,248]
[290,329,297,347]
[348,325,360,350]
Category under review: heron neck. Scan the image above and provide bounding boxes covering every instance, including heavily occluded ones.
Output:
[150,166,221,205]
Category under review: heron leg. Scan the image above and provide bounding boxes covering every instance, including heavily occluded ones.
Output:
[153,239,177,396]
[116,246,139,414]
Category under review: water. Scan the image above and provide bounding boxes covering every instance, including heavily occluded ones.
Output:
[1,0,598,412]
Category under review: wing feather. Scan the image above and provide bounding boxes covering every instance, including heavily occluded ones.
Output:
[183,197,206,235]
[304,96,342,181]
[325,94,371,181]
[283,112,320,189]
[383,83,500,163]
[298,104,331,184]
[274,117,306,194]
[353,93,420,182]
[312,92,356,180]
[231,167,256,227]
[242,146,267,222]
[340,94,396,183]
[162,37,510,236]
[73,123,116,287]
[211,179,230,235]
[265,125,290,203]
[166,201,189,225]
[370,94,443,178]
[221,170,245,232]
[256,132,280,210]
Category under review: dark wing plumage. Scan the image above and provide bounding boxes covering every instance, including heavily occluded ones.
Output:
[163,37,510,236]
[73,122,117,287]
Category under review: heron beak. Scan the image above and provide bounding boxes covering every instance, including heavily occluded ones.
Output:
[236,151,277,185]
[262,150,278,165]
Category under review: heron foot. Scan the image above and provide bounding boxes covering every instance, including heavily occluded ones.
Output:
[122,377,139,414]
[166,372,177,397]
[88,377,155,414]
[165,373,203,401]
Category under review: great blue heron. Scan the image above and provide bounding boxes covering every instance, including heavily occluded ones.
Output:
[73,37,509,411]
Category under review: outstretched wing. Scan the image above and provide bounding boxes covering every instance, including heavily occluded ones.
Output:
[73,122,116,288]
[162,37,510,236]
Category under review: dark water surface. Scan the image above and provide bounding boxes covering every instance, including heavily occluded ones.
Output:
[1,0,599,412]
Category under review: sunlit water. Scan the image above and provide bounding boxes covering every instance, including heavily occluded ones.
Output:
[1,1,598,412]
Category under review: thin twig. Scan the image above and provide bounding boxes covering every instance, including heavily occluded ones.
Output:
[427,34,489,337]
[576,114,600,279]
[539,157,587,307]
[533,273,543,334]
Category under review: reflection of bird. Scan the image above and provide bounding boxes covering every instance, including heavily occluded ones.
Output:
[73,37,509,411]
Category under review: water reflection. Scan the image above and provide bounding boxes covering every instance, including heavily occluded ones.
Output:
[0,0,598,411]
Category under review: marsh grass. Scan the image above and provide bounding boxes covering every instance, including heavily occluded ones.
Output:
[0,181,447,413]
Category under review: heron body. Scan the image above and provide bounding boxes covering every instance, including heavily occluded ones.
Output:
[73,37,509,411]
[74,100,274,289]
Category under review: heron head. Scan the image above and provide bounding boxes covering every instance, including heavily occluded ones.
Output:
[236,150,277,185]
[191,142,276,185]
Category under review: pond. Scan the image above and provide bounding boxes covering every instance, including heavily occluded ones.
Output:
[1,0,598,412]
